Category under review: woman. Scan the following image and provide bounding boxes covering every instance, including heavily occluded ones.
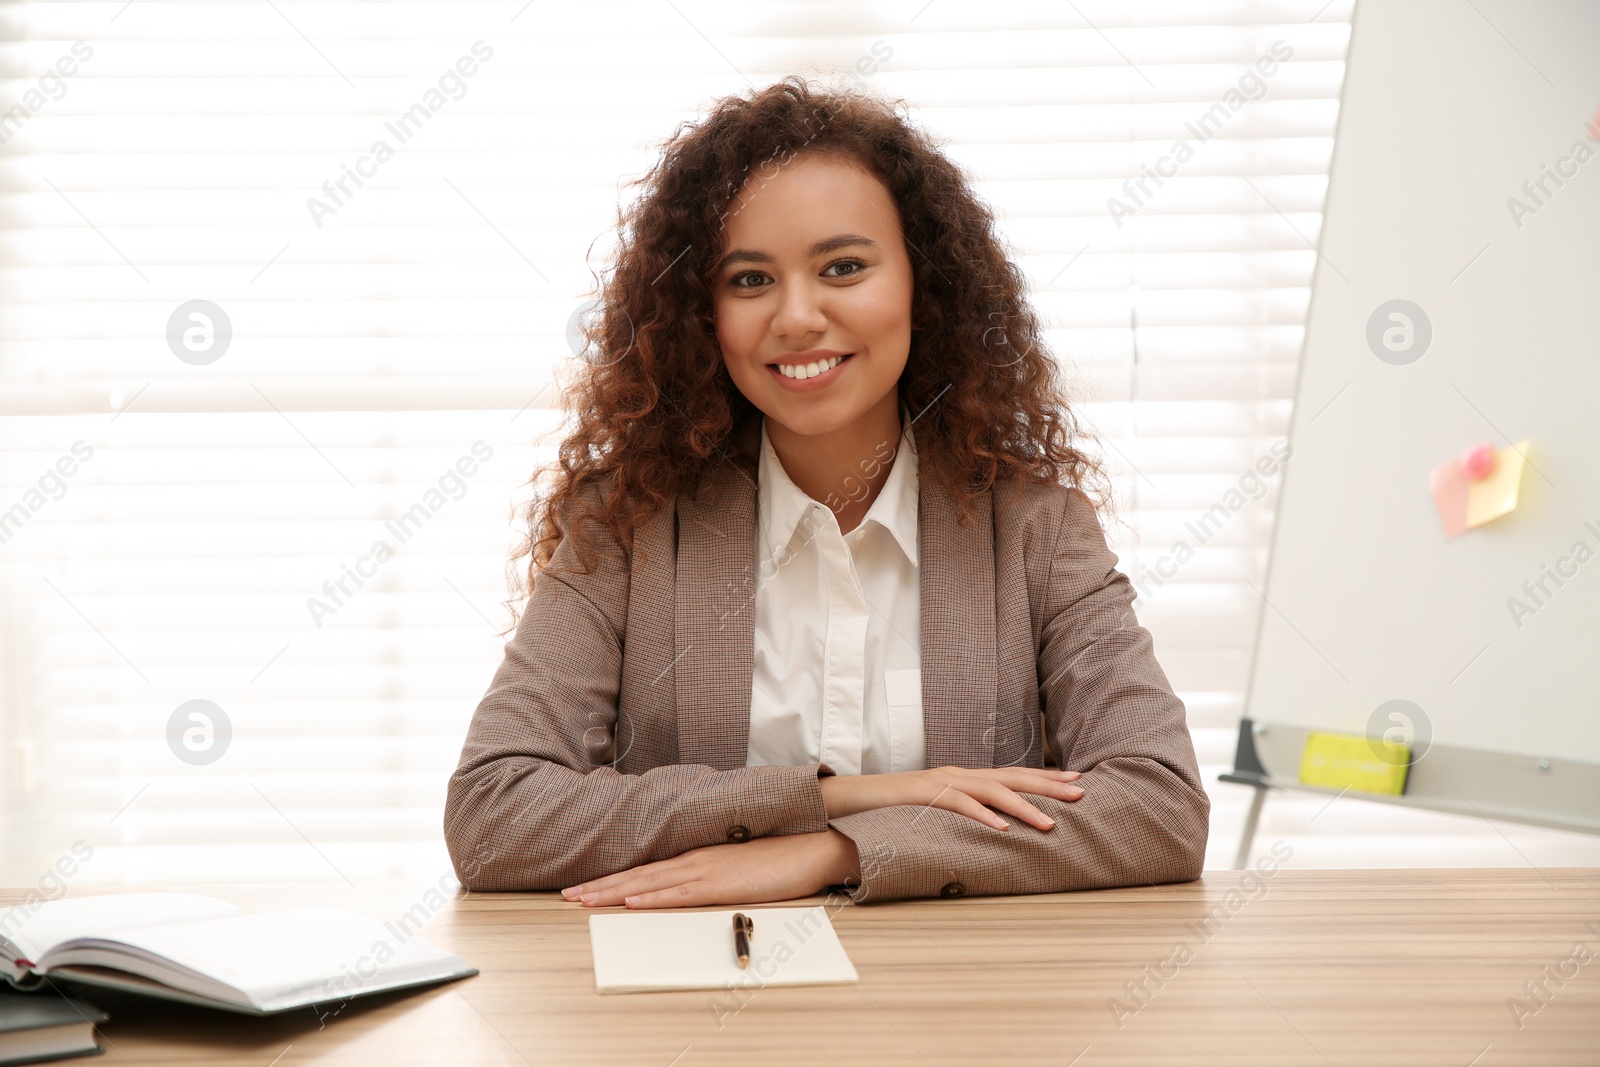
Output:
[443,77,1209,907]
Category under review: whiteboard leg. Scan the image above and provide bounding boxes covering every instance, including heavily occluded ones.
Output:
[1232,785,1267,870]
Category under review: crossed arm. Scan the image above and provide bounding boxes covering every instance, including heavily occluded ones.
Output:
[444,487,1208,906]
[557,766,1089,908]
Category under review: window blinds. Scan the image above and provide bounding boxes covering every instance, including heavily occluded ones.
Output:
[0,0,1353,885]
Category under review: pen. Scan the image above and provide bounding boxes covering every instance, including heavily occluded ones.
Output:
[733,912,753,969]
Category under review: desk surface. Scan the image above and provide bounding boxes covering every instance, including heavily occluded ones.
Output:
[3,869,1596,1066]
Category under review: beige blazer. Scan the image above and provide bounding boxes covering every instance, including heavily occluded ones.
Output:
[444,415,1209,903]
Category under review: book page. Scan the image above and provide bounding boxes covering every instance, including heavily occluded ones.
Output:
[47,906,471,1011]
[588,906,858,995]
[0,893,239,964]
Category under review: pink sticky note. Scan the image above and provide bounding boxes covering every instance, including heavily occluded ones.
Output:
[1429,459,1471,538]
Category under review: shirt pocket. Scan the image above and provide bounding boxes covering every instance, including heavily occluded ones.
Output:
[884,667,922,708]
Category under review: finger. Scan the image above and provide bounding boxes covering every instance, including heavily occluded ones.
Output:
[933,790,1010,831]
[576,867,682,907]
[563,867,642,899]
[999,769,1085,802]
[974,766,1081,783]
[564,855,695,900]
[564,873,640,901]
[962,780,1057,830]
[577,878,649,907]
[625,880,716,909]
[1008,766,1082,779]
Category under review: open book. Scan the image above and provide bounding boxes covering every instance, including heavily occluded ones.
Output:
[0,893,476,1016]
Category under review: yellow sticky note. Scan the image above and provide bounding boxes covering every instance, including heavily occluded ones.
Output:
[1465,439,1529,529]
[1297,732,1409,796]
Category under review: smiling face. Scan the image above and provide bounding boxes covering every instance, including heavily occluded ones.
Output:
[711,151,915,441]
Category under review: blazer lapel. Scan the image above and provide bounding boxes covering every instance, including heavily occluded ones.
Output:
[915,441,999,768]
[673,418,762,771]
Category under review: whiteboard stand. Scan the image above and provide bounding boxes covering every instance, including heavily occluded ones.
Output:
[1218,718,1273,870]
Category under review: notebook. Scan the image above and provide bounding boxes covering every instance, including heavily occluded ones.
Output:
[587,906,858,995]
[0,893,476,1016]
[0,987,107,1065]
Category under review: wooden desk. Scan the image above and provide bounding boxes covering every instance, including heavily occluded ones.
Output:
[5,869,1596,1066]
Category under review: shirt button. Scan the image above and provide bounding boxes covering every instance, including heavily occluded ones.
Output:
[939,881,966,899]
[726,825,751,844]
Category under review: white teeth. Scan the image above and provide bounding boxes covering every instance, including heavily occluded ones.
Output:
[778,354,845,379]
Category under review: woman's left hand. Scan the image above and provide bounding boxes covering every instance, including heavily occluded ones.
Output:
[561,830,860,909]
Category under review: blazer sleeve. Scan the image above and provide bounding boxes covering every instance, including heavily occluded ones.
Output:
[442,488,833,891]
[824,486,1211,903]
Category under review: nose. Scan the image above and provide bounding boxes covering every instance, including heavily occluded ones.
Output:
[771,277,829,341]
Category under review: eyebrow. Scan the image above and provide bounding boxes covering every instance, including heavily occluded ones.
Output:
[714,233,878,275]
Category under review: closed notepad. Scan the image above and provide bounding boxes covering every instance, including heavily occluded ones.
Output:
[587,907,857,995]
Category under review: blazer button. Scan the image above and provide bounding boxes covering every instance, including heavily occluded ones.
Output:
[939,881,966,899]
[726,825,751,843]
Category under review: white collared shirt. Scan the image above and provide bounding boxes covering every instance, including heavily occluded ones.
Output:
[745,402,925,777]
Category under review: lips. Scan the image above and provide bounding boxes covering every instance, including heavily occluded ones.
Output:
[772,352,850,380]
[766,352,853,392]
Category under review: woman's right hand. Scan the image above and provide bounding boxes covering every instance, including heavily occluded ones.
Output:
[818,766,1084,832]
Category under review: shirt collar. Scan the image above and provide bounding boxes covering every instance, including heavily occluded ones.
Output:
[757,398,920,569]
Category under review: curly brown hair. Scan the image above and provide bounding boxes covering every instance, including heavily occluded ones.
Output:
[507,75,1110,616]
